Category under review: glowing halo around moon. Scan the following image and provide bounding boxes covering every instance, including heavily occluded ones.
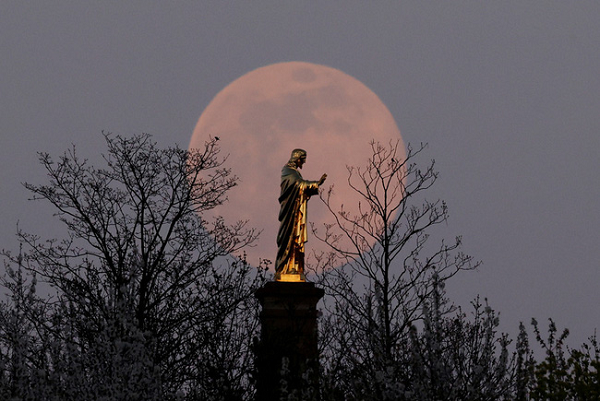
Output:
[189,61,404,271]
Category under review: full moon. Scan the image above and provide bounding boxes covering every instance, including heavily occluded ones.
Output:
[190,61,404,271]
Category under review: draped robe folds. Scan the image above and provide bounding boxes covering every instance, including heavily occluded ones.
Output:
[276,165,320,280]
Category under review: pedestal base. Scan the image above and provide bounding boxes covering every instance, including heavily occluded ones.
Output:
[275,272,306,282]
[254,281,324,401]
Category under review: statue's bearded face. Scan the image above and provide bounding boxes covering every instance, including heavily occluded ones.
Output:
[288,149,307,169]
[297,155,306,169]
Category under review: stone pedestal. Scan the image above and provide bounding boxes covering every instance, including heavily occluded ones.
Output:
[255,281,324,401]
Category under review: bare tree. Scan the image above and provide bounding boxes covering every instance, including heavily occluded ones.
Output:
[1,133,265,399]
[312,140,480,399]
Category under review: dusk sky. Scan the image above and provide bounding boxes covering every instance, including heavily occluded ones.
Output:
[1,2,599,348]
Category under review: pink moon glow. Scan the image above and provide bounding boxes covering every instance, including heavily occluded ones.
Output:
[189,61,404,271]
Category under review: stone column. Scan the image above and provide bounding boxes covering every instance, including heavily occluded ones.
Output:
[254,281,324,401]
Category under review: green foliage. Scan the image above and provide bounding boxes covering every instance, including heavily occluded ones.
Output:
[524,319,600,400]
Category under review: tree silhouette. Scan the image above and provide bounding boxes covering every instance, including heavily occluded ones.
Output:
[1,133,265,400]
[312,140,513,399]
[2,135,598,400]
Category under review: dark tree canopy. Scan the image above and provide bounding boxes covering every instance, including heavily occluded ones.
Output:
[1,133,266,400]
[1,135,598,400]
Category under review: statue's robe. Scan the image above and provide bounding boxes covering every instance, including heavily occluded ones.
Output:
[276,165,320,279]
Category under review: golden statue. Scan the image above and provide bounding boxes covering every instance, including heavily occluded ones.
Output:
[276,149,327,282]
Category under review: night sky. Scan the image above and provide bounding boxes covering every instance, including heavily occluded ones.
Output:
[2,2,599,348]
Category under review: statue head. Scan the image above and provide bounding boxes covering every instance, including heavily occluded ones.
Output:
[287,149,307,169]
